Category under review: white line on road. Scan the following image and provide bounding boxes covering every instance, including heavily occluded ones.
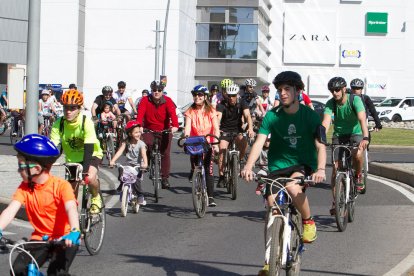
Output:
[368,175,414,276]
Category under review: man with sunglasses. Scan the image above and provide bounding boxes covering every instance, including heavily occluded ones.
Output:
[91,86,121,125]
[322,77,369,202]
[50,90,104,214]
[135,80,179,189]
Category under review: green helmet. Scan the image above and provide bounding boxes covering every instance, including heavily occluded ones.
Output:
[220,79,233,89]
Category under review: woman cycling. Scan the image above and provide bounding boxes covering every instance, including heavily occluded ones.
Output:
[184,85,220,207]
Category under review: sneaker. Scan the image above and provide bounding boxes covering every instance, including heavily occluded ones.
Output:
[302,218,317,243]
[12,132,17,137]
[161,178,170,189]
[208,197,216,207]
[137,195,147,206]
[355,173,365,193]
[116,183,123,193]
[90,195,103,214]
[98,133,103,139]
[217,176,225,188]
[258,264,269,276]
[188,170,193,183]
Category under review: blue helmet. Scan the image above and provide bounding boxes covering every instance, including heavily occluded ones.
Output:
[14,134,60,166]
[192,85,209,95]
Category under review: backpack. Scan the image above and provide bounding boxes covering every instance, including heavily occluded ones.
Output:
[59,115,86,135]
[333,93,367,118]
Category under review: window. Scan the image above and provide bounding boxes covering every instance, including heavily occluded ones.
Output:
[199,7,225,23]
[229,8,254,23]
[196,41,257,59]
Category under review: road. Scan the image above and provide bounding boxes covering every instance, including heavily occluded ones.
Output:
[0,132,413,275]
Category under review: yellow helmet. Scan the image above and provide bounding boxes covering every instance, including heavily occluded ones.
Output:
[220,79,233,89]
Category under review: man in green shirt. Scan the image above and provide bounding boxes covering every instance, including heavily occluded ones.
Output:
[241,71,327,275]
[322,77,369,208]
[50,89,104,214]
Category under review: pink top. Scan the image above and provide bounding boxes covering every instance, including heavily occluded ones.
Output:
[184,107,217,141]
[101,111,116,122]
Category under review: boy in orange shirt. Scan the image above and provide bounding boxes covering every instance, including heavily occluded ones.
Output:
[0,134,80,275]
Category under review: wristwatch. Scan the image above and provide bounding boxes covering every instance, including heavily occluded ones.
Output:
[362,137,369,141]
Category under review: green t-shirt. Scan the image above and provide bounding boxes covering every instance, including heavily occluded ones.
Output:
[324,94,365,136]
[50,114,103,162]
[258,105,321,172]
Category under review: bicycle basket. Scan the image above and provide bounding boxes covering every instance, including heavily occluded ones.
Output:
[120,166,138,183]
[184,136,209,156]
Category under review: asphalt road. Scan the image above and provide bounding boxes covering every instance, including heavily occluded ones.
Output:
[0,131,413,275]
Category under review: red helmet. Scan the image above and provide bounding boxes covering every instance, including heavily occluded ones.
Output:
[125,121,140,133]
[261,85,270,92]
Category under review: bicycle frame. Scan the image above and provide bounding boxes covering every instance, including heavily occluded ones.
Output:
[332,145,355,204]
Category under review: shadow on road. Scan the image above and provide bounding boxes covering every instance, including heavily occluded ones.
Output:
[301,268,372,276]
[313,215,339,233]
[119,254,259,276]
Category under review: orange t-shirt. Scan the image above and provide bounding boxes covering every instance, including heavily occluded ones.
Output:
[184,107,217,141]
[13,175,76,240]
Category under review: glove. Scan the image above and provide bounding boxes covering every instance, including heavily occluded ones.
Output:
[61,228,81,245]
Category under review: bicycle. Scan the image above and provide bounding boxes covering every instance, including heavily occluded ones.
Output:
[220,132,246,200]
[257,175,313,276]
[99,120,117,164]
[331,142,359,232]
[0,237,68,276]
[115,114,128,149]
[54,162,106,255]
[41,114,54,138]
[177,134,219,218]
[0,109,11,135]
[9,112,24,145]
[115,163,145,217]
[144,128,171,203]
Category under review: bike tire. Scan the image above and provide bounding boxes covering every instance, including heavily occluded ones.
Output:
[334,174,348,232]
[9,118,17,145]
[192,169,207,218]
[133,197,140,214]
[230,155,239,200]
[121,185,129,217]
[269,217,284,276]
[106,135,115,163]
[84,191,106,255]
[361,149,368,194]
[0,122,6,135]
[153,153,161,203]
[348,178,356,223]
[286,211,303,276]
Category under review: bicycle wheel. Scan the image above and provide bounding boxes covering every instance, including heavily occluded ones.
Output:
[153,153,161,203]
[121,185,129,217]
[230,155,239,200]
[9,118,17,145]
[192,169,207,218]
[269,217,284,276]
[132,196,140,214]
[106,135,115,163]
[334,174,348,232]
[286,211,303,276]
[360,149,368,194]
[84,191,106,255]
[348,177,356,223]
[0,121,6,135]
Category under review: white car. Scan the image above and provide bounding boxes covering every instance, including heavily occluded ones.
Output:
[375,97,414,122]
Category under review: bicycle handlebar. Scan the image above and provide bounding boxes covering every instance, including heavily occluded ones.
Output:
[177,134,220,148]
[143,128,171,135]
[255,175,314,186]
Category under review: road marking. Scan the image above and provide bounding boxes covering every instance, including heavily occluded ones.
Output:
[368,175,414,276]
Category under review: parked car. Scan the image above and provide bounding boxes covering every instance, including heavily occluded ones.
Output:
[375,97,414,122]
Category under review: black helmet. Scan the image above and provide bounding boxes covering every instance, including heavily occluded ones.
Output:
[117,81,126,88]
[273,71,303,90]
[350,78,364,89]
[14,134,60,167]
[327,77,347,91]
[210,84,219,91]
[150,80,165,91]
[102,86,113,95]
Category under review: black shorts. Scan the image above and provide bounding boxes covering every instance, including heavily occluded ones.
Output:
[67,156,101,179]
[264,165,312,198]
[332,135,363,161]
[220,130,244,143]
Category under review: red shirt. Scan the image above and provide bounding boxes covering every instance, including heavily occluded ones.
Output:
[136,95,179,131]
[302,92,312,106]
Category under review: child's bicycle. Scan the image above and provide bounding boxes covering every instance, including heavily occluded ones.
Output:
[115,163,146,217]
[0,236,69,276]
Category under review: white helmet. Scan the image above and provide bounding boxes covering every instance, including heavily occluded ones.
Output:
[244,78,257,87]
[226,84,240,95]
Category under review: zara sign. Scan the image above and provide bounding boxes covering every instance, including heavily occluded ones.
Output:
[283,10,337,64]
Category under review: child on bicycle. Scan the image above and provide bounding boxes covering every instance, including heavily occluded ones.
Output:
[0,134,80,275]
[110,121,148,204]
[98,102,117,138]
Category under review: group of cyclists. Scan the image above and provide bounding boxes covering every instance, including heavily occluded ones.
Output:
[0,71,383,275]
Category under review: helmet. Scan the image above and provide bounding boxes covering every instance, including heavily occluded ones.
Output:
[102,86,113,95]
[220,79,233,89]
[125,121,140,133]
[68,83,77,89]
[244,78,257,87]
[142,89,149,94]
[150,80,165,91]
[104,101,113,107]
[117,81,126,88]
[14,134,60,166]
[261,85,270,92]
[41,89,50,96]
[273,71,303,90]
[210,84,219,91]
[327,77,347,91]
[350,78,364,89]
[226,84,240,95]
[61,89,84,106]
[192,85,209,95]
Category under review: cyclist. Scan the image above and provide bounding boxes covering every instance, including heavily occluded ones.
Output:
[349,78,382,132]
[241,71,326,275]
[98,101,118,139]
[242,78,265,118]
[91,86,121,125]
[135,80,179,189]
[322,77,369,201]
[184,85,220,207]
[216,83,254,188]
[135,89,149,108]
[0,134,80,275]
[211,78,232,109]
[38,89,56,135]
[209,84,219,103]
[113,81,137,121]
[258,85,273,116]
[50,89,104,214]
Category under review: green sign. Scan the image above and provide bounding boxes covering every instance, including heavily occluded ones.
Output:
[366,12,388,34]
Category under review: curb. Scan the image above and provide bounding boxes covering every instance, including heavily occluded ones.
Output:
[369,162,414,188]
[369,145,414,154]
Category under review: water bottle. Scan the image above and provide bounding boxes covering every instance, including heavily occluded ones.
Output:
[276,190,285,205]
[27,263,44,276]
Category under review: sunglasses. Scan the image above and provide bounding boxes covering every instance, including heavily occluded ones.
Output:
[152,89,163,93]
[330,88,342,93]
[192,93,205,97]
[18,163,37,170]
[228,94,237,98]
[63,105,80,111]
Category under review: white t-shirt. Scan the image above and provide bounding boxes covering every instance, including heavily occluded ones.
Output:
[113,90,131,110]
[39,98,53,115]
